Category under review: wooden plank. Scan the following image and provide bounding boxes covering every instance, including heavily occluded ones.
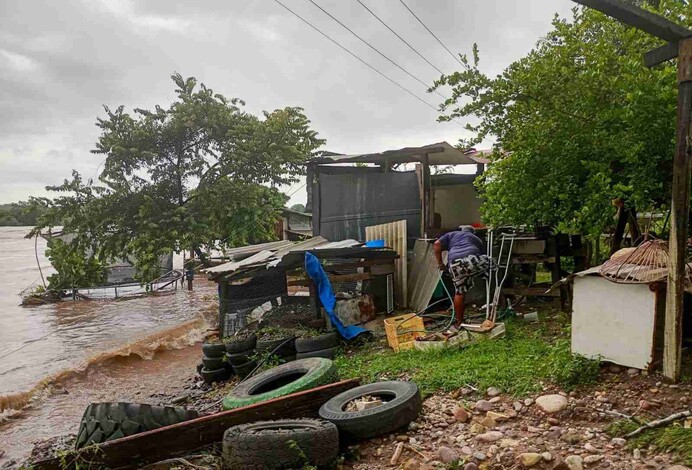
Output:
[510,255,556,264]
[288,273,373,287]
[34,380,360,470]
[502,287,561,297]
[365,220,407,307]
[511,239,546,255]
[572,0,691,42]
[322,259,393,270]
[664,38,692,382]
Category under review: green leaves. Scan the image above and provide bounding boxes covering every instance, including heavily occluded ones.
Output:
[434,1,689,235]
[33,74,324,284]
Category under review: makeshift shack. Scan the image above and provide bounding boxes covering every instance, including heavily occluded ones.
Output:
[306,142,490,241]
[203,237,398,336]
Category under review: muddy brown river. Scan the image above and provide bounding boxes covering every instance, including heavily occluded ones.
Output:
[0,227,217,464]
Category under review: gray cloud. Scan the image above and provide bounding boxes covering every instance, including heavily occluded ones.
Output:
[0,0,574,204]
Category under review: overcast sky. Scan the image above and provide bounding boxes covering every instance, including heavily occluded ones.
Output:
[0,0,575,206]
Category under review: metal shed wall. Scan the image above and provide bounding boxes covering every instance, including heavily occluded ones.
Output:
[313,170,421,241]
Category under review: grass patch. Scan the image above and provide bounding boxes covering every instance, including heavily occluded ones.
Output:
[606,419,692,466]
[334,311,600,397]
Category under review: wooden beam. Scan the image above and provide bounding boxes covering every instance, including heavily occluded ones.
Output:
[644,40,683,67]
[501,287,561,297]
[663,38,692,382]
[33,380,360,470]
[288,272,373,287]
[572,0,691,42]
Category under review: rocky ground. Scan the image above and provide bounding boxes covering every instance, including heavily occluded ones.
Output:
[343,367,691,470]
[21,354,692,470]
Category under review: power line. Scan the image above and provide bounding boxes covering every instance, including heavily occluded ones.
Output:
[273,0,444,115]
[307,0,446,100]
[398,0,464,67]
[355,0,446,76]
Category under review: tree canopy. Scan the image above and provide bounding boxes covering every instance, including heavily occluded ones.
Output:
[0,201,47,226]
[31,73,323,287]
[434,1,689,236]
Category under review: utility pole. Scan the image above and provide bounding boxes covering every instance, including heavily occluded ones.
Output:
[572,0,692,381]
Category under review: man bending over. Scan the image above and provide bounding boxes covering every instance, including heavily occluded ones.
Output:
[434,225,494,326]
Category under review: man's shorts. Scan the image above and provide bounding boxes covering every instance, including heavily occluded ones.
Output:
[448,254,496,294]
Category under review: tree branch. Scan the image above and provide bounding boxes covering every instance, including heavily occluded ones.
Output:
[625,409,691,438]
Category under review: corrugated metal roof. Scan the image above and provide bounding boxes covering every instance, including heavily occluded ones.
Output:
[310,142,490,166]
[222,240,293,260]
[204,250,277,274]
[204,237,365,275]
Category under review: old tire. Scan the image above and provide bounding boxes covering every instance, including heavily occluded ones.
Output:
[75,402,198,448]
[225,335,257,354]
[296,346,339,360]
[222,358,337,410]
[201,366,232,384]
[202,342,226,358]
[256,337,296,357]
[233,359,258,379]
[295,332,340,353]
[222,418,338,469]
[202,355,226,370]
[227,350,255,366]
[318,381,421,440]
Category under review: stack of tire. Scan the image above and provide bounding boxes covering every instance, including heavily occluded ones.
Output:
[221,371,422,469]
[256,334,297,363]
[200,342,232,384]
[295,331,340,359]
[225,334,258,379]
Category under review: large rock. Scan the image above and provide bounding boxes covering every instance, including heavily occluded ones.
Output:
[476,431,503,443]
[518,453,543,467]
[463,463,478,470]
[535,394,568,413]
[474,400,493,412]
[437,446,460,464]
[453,406,470,423]
[487,411,509,422]
[564,455,583,470]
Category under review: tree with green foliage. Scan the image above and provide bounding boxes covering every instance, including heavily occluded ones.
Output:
[0,201,48,226]
[30,73,324,286]
[434,1,690,237]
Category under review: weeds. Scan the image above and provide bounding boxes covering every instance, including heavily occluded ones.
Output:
[605,419,692,466]
[334,312,600,396]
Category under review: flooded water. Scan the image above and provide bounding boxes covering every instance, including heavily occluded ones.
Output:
[0,227,217,464]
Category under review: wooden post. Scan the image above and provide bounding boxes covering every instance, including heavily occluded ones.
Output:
[421,154,431,238]
[664,38,692,382]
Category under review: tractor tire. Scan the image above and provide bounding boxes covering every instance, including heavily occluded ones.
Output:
[75,402,198,449]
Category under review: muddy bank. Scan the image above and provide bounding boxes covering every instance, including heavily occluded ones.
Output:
[0,341,210,466]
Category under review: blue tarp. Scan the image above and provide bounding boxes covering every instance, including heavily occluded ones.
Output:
[304,252,368,340]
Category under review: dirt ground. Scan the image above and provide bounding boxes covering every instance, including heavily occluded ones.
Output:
[342,368,691,470]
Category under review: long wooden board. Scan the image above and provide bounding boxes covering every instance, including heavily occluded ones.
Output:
[34,379,360,470]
